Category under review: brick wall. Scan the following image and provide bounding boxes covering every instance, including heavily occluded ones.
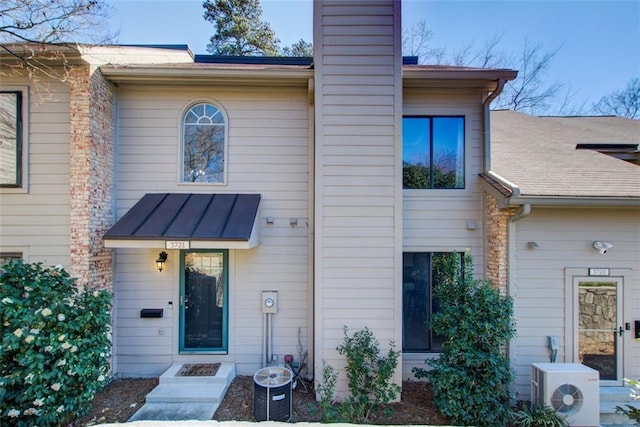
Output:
[69,65,115,291]
[485,193,512,294]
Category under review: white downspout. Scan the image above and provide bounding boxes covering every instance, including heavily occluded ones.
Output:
[507,202,531,401]
[482,79,506,173]
[481,80,507,278]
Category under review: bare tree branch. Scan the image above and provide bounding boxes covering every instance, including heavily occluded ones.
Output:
[494,39,563,114]
[403,21,569,115]
[0,0,115,85]
[403,19,445,64]
[592,78,640,119]
[1,0,114,45]
[452,34,509,69]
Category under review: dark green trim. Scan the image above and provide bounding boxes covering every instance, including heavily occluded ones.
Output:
[0,91,22,188]
[179,249,229,353]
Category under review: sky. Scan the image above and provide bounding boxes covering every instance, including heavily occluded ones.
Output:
[106,0,640,113]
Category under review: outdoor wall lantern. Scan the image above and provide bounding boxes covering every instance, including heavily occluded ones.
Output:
[156,251,168,272]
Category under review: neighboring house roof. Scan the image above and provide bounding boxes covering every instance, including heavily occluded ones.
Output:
[485,110,640,206]
[103,193,261,249]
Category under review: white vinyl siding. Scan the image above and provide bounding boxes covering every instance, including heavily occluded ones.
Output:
[511,207,640,400]
[313,0,402,395]
[0,77,71,266]
[112,85,310,377]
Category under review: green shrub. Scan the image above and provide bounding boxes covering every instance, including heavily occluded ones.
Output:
[413,252,516,426]
[1,261,112,426]
[336,326,401,423]
[315,360,340,423]
[511,401,569,427]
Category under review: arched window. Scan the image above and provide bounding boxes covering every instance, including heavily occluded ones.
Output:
[182,102,226,183]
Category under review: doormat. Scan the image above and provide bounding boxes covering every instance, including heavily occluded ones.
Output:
[176,363,220,377]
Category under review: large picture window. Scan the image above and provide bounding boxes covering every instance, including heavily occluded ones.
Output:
[403,116,465,189]
[403,252,463,352]
[181,102,226,183]
[0,91,23,187]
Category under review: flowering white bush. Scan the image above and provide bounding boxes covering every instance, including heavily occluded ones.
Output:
[1,261,112,426]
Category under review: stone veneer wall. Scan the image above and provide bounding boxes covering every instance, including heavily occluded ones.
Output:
[485,193,511,294]
[68,65,115,291]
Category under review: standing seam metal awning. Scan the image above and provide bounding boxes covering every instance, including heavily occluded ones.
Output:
[103,193,261,249]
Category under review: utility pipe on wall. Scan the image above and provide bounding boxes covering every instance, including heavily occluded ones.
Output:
[262,312,267,367]
[262,312,275,366]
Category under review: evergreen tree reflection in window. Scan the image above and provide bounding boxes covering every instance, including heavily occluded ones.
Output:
[402,252,463,352]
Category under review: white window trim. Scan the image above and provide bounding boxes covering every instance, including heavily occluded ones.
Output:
[0,86,29,193]
[177,99,229,186]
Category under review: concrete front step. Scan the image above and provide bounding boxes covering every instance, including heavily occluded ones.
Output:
[128,362,236,422]
[146,382,228,403]
[600,387,638,426]
[601,387,636,402]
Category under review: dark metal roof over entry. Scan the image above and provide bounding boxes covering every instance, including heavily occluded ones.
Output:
[103,193,261,249]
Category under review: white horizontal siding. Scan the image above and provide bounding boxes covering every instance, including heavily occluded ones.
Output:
[113,85,310,376]
[512,207,640,400]
[0,77,71,267]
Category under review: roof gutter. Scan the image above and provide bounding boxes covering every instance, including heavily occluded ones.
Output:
[487,170,521,197]
[505,196,640,208]
[99,65,314,86]
[482,78,506,173]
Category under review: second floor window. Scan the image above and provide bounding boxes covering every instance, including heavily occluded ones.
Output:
[403,116,465,189]
[182,102,226,183]
[0,91,23,187]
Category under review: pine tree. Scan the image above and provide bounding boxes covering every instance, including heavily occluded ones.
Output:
[203,0,280,56]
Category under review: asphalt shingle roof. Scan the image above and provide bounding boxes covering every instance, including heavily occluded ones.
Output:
[490,110,640,199]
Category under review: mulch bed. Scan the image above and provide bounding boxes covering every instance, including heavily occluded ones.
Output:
[70,375,451,425]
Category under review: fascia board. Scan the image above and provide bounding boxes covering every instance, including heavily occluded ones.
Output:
[100,65,313,87]
[403,68,517,88]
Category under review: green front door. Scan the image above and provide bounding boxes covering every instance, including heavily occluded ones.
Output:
[180,250,228,352]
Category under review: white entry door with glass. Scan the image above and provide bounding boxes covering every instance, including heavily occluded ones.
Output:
[573,277,625,383]
[180,250,228,353]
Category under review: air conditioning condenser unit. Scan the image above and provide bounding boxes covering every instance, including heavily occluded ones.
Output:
[531,363,599,427]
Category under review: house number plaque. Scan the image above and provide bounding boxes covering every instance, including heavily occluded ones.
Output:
[588,268,610,276]
[166,241,190,249]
